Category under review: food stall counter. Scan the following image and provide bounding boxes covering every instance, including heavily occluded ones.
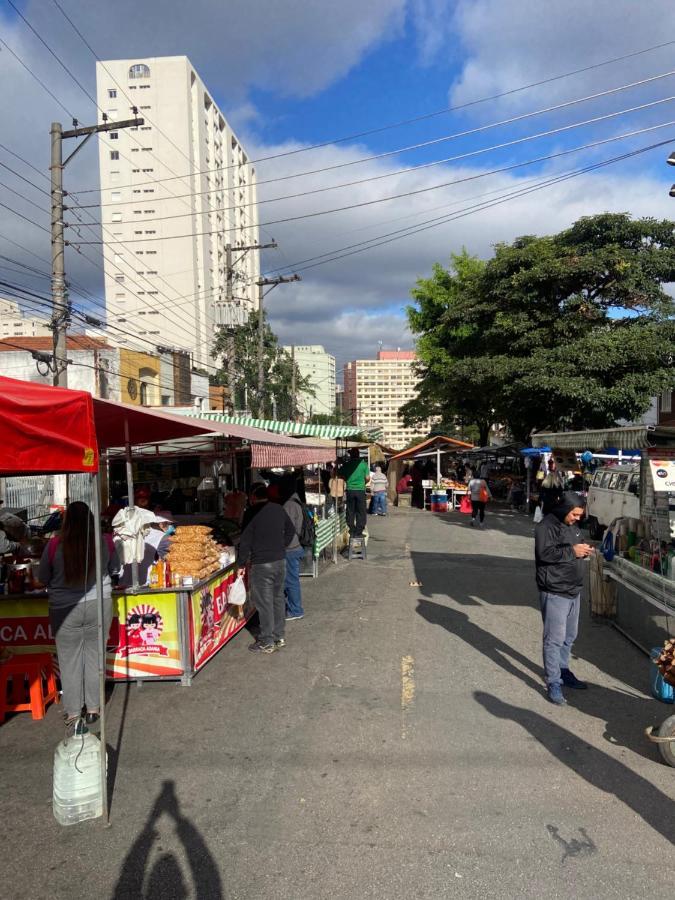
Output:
[0,564,253,686]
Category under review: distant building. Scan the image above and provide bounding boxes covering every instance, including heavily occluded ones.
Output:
[282,344,336,417]
[95,55,260,370]
[0,336,203,407]
[0,298,51,338]
[343,350,435,449]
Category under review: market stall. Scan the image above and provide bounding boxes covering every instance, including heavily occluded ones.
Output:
[533,426,675,651]
[1,391,336,683]
[387,436,474,509]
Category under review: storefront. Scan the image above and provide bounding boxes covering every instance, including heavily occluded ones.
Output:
[532,426,675,650]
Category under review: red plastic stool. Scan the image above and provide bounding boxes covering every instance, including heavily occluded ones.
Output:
[0,653,59,723]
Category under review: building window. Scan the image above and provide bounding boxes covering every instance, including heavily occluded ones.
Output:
[141,168,154,173]
[111,191,121,202]
[108,89,117,98]
[110,150,119,160]
[108,109,117,118]
[145,230,156,234]
[143,209,155,214]
[129,63,151,80]
[139,84,151,89]
[663,389,673,413]
[114,275,124,284]
[110,132,118,140]
[111,212,122,223]
[143,189,154,193]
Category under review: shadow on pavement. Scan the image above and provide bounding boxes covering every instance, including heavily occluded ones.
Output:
[112,780,224,899]
[474,691,675,846]
[416,598,664,762]
[410,551,535,605]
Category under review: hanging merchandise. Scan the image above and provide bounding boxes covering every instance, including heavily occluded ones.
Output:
[533,505,544,524]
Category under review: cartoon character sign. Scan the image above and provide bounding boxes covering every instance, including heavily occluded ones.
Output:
[196,588,215,656]
[119,603,167,657]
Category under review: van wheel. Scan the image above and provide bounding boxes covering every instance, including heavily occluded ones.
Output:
[587,517,603,540]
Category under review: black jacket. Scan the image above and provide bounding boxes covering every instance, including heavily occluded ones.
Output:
[236,501,295,567]
[534,495,586,599]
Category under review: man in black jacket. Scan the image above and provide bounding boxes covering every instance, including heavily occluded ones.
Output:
[237,484,296,654]
[534,491,594,705]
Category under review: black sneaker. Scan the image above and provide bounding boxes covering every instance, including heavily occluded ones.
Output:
[274,638,286,649]
[248,640,275,654]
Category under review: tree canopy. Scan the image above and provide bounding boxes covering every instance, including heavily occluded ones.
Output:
[401,214,675,444]
[211,310,314,419]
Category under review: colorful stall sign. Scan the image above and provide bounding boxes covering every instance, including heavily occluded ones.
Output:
[648,448,675,492]
[190,565,251,671]
[0,597,57,659]
[108,592,183,680]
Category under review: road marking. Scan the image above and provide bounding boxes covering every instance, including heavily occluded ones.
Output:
[401,654,415,739]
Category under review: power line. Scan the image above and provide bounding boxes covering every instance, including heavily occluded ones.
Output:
[278,139,673,278]
[74,91,675,228]
[70,41,675,194]
[73,115,675,246]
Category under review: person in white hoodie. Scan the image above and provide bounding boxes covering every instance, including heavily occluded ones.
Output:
[369,466,389,515]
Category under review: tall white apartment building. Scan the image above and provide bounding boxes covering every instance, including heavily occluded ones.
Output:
[343,350,435,449]
[282,344,336,417]
[0,298,51,338]
[96,56,260,369]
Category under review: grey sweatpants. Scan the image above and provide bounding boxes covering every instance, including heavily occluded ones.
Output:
[49,597,112,719]
[250,559,286,646]
[539,591,580,687]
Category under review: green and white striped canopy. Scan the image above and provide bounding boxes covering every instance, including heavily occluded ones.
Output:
[190,412,382,441]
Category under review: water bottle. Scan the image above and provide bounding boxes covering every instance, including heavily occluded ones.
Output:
[53,731,105,826]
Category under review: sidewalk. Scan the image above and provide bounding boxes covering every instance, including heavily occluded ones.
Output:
[0,505,673,899]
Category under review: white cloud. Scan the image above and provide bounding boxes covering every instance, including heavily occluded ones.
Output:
[447,0,675,114]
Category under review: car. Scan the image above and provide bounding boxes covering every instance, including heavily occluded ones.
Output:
[585,465,640,540]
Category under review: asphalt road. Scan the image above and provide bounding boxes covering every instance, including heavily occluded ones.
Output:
[1,504,673,899]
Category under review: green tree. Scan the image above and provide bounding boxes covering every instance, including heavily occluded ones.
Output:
[308,408,353,426]
[211,310,314,419]
[403,215,675,443]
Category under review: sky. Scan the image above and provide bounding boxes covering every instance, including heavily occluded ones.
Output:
[2,0,675,383]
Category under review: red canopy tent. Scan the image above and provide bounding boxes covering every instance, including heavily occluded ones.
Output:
[0,376,99,476]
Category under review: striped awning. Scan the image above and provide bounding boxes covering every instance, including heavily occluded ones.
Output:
[190,412,378,440]
[531,426,675,451]
[250,443,335,468]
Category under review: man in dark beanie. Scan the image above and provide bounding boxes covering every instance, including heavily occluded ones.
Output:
[534,491,594,705]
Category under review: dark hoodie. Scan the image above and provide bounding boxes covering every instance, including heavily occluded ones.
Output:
[534,491,586,598]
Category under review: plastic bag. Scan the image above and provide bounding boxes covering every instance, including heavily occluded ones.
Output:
[459,495,472,514]
[533,505,544,524]
[227,575,247,606]
[601,529,615,562]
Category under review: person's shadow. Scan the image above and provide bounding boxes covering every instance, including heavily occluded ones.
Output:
[112,780,224,899]
[416,598,664,761]
[474,691,675,846]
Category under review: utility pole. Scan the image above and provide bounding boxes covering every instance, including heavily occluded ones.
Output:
[256,273,301,415]
[50,115,143,387]
[222,240,275,411]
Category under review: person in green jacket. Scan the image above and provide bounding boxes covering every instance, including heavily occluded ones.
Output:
[339,448,370,537]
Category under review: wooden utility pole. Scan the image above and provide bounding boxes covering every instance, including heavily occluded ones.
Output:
[50,115,142,386]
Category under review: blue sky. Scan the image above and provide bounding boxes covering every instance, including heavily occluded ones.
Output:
[2,0,675,373]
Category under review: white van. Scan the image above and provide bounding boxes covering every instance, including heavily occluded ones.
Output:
[585,466,640,539]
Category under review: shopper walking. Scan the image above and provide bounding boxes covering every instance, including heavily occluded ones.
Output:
[467,469,492,528]
[369,465,388,516]
[237,484,296,654]
[540,458,564,514]
[282,476,306,621]
[339,448,370,537]
[38,501,120,734]
[534,491,594,705]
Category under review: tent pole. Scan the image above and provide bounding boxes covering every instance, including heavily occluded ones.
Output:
[124,418,138,590]
[91,472,109,824]
[436,447,441,484]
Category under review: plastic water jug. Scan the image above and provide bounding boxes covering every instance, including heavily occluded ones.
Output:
[53,732,105,826]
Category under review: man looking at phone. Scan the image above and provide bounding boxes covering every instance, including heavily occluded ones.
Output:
[535,491,593,705]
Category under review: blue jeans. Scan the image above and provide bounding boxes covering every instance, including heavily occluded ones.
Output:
[371,492,387,515]
[285,546,305,616]
[539,591,580,686]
